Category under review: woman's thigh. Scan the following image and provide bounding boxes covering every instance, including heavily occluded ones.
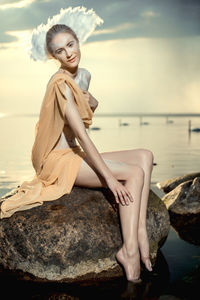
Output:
[100,148,153,167]
[74,153,141,188]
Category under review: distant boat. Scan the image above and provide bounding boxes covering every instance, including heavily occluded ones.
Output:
[90,126,101,131]
[166,116,174,123]
[119,119,129,126]
[190,128,200,132]
[167,120,174,123]
[188,120,200,132]
[139,116,149,125]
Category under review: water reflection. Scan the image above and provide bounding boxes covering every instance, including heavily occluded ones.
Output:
[0,250,169,300]
[169,212,200,246]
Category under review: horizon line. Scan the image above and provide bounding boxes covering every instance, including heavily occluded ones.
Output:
[1,112,200,118]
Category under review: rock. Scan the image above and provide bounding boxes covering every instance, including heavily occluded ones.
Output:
[157,172,200,193]
[162,177,200,215]
[162,177,200,245]
[0,186,170,283]
[169,213,200,246]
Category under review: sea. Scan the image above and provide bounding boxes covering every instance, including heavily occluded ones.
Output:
[0,113,200,299]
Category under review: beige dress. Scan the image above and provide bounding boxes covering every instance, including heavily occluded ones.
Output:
[0,69,93,219]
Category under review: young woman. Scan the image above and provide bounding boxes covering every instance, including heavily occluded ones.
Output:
[45,24,154,283]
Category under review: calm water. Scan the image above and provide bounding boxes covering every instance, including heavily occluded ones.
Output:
[0,114,200,299]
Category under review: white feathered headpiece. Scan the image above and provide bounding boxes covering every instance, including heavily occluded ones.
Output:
[27,5,104,62]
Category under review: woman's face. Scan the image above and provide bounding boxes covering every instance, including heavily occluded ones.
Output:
[51,32,81,68]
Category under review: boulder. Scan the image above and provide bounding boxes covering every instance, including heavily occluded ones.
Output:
[162,177,200,245]
[157,172,200,193]
[162,177,200,215]
[0,186,170,283]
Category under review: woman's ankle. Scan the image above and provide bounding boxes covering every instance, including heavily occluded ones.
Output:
[122,242,139,257]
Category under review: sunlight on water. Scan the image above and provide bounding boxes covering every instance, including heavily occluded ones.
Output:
[0,112,7,118]
[0,114,200,194]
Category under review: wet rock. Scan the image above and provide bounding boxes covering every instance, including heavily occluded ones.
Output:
[161,176,200,245]
[157,172,200,193]
[169,212,200,246]
[162,177,200,215]
[0,186,170,282]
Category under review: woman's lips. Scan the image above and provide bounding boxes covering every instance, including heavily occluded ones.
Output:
[68,56,76,62]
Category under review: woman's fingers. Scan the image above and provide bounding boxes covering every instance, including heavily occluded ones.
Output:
[113,191,120,204]
[107,178,134,206]
[124,186,134,202]
[117,186,134,206]
[115,189,127,206]
[117,190,126,205]
[127,189,134,202]
[120,190,129,205]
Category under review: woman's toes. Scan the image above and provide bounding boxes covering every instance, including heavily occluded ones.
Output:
[142,256,152,272]
[138,227,152,271]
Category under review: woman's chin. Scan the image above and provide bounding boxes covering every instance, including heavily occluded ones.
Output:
[63,60,79,68]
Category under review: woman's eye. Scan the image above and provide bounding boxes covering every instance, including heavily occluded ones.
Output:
[57,43,73,54]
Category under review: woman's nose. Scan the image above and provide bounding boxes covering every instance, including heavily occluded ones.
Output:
[65,48,72,58]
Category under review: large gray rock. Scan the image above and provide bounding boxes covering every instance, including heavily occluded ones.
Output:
[162,177,200,215]
[0,186,170,283]
[162,177,200,246]
[157,172,200,193]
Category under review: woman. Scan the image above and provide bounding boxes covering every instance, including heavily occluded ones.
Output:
[45,24,154,283]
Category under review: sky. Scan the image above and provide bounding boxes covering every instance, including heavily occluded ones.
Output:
[0,0,200,115]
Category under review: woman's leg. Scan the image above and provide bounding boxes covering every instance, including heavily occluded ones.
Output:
[74,156,145,282]
[98,148,154,271]
[115,168,144,282]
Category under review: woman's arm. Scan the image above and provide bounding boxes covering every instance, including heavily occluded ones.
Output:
[64,83,134,205]
[64,83,113,181]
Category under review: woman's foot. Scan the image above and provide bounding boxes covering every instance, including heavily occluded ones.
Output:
[138,226,152,272]
[115,245,142,283]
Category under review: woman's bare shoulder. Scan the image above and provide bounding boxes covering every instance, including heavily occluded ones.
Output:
[80,67,91,78]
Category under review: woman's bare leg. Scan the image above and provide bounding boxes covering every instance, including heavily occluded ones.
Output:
[99,148,154,271]
[115,168,144,282]
[74,156,145,282]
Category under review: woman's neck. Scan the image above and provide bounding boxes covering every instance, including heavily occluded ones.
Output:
[59,65,78,79]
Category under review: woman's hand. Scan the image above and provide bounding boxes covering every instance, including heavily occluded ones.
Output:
[82,90,98,112]
[105,176,134,206]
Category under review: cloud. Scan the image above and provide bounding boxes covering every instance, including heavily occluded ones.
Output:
[0,0,35,10]
[0,0,21,4]
[0,0,200,50]
[141,10,160,18]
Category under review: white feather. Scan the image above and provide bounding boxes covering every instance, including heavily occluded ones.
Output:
[26,5,104,62]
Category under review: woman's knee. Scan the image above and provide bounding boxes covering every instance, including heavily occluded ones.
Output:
[141,149,154,167]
